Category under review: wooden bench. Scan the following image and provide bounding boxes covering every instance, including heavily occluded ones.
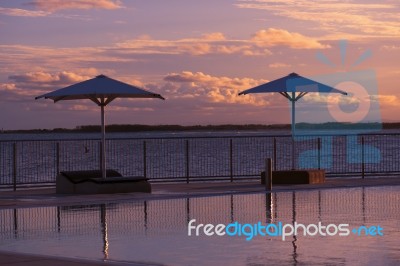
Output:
[261,169,325,185]
[56,170,151,194]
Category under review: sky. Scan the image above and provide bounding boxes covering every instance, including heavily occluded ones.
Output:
[1,0,400,130]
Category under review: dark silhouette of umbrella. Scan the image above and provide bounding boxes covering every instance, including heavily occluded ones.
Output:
[239,72,347,168]
[36,74,164,178]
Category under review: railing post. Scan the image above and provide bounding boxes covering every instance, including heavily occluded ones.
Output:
[318,137,321,170]
[13,208,18,238]
[99,141,102,171]
[185,140,189,183]
[265,158,273,191]
[230,139,233,182]
[143,141,147,179]
[56,142,60,174]
[362,136,365,179]
[291,137,295,170]
[273,138,277,170]
[13,143,17,191]
[57,206,61,233]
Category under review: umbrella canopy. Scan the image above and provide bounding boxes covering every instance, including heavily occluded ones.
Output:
[36,74,165,178]
[238,72,347,169]
[238,72,347,134]
[238,72,347,95]
[36,74,165,102]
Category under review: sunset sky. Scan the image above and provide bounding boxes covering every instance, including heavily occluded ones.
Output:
[1,0,399,130]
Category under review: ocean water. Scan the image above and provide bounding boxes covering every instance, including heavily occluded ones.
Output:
[0,129,293,141]
[0,186,399,265]
[1,128,399,141]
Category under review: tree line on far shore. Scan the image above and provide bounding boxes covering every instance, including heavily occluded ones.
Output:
[2,122,398,134]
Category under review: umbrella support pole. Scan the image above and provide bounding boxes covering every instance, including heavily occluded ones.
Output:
[291,93,296,170]
[101,103,106,179]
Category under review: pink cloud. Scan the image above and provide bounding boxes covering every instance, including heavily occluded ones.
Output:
[1,71,93,103]
[27,0,123,12]
[252,28,330,49]
[9,71,89,86]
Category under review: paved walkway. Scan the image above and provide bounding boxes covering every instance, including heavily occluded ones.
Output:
[0,251,152,266]
[1,176,399,265]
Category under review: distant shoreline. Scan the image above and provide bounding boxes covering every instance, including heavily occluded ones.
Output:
[1,122,399,134]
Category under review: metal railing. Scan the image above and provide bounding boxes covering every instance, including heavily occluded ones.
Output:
[1,133,400,190]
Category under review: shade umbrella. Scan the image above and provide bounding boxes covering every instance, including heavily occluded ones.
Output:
[35,74,165,178]
[238,72,347,169]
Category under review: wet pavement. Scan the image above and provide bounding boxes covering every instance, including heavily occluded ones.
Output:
[1,176,400,265]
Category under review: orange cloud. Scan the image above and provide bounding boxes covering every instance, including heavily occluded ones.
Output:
[27,0,123,12]
[373,95,399,106]
[116,34,257,56]
[0,28,328,75]
[0,7,49,17]
[202,32,226,41]
[0,83,16,91]
[117,28,327,57]
[164,71,270,106]
[252,28,330,49]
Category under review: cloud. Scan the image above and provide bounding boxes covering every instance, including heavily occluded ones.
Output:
[0,0,122,18]
[0,44,133,74]
[116,28,328,57]
[0,83,17,91]
[0,70,149,113]
[2,69,146,102]
[252,28,330,49]
[0,70,293,127]
[236,0,400,38]
[116,33,259,56]
[8,71,90,92]
[0,71,93,104]
[372,94,399,106]
[0,7,49,17]
[381,45,400,51]
[27,0,123,12]
[202,32,226,41]
[0,28,328,75]
[9,71,88,84]
[269,62,291,68]
[301,92,398,110]
[164,71,270,106]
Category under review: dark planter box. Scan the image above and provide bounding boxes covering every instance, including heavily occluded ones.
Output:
[261,169,325,185]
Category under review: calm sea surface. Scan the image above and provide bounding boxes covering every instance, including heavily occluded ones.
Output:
[2,128,400,141]
[0,130,293,141]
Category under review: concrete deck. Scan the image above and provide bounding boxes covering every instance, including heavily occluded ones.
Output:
[0,251,151,266]
[1,176,400,265]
